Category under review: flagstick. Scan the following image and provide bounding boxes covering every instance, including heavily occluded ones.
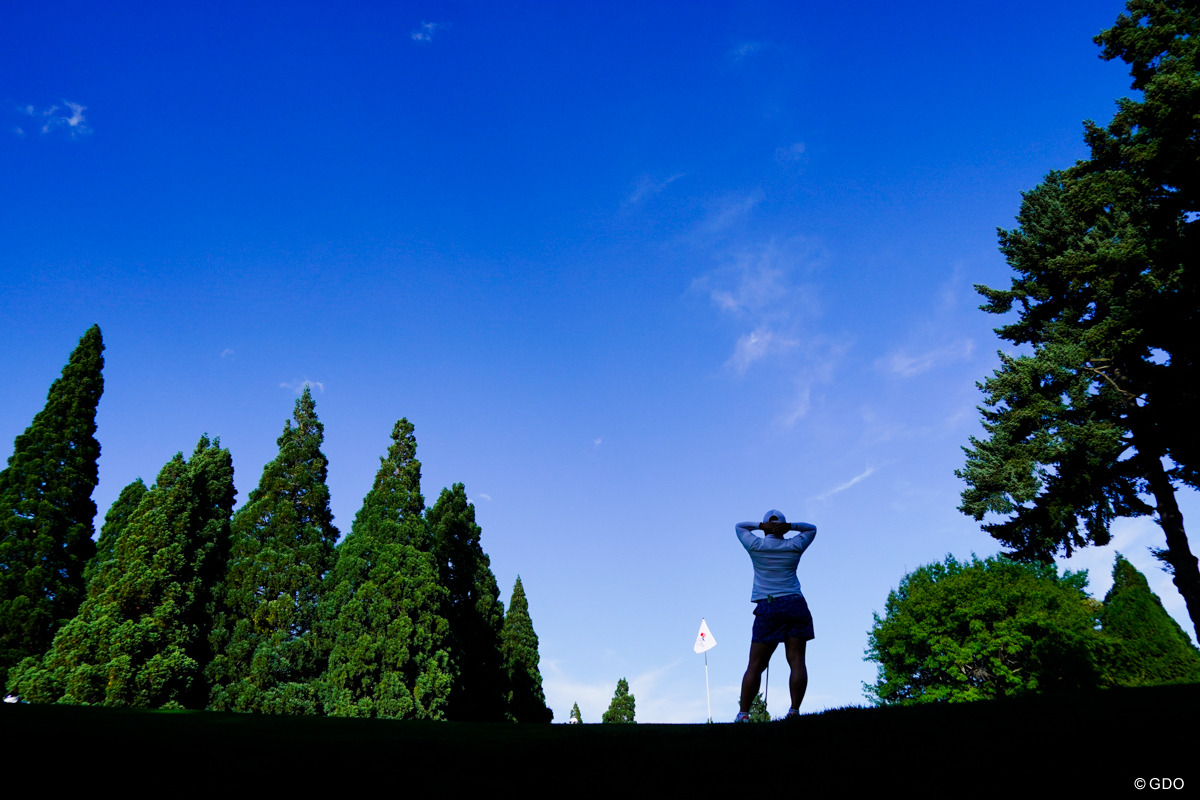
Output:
[764,662,769,711]
[704,650,712,723]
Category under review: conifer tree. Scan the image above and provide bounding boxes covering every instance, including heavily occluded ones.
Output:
[7,437,234,708]
[428,483,507,721]
[602,677,635,724]
[320,419,452,719]
[83,478,147,593]
[570,701,582,723]
[1101,554,1200,686]
[208,388,339,714]
[749,692,770,722]
[0,325,103,687]
[501,575,553,722]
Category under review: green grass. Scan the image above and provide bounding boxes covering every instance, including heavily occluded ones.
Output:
[3,684,1195,791]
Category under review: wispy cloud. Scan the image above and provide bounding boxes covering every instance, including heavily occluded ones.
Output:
[220,348,235,359]
[17,101,90,138]
[592,438,603,447]
[879,339,974,378]
[814,465,878,501]
[279,378,325,394]
[625,173,685,206]
[729,41,764,62]
[411,21,441,43]
[726,327,798,373]
[775,142,805,167]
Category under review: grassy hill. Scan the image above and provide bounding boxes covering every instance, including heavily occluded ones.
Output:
[3,684,1194,791]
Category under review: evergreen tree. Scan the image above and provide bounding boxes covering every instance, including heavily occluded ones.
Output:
[1101,554,1200,686]
[428,483,507,721]
[602,677,635,724]
[865,555,1105,705]
[501,576,553,722]
[83,478,147,593]
[0,325,104,687]
[7,437,235,708]
[320,419,452,719]
[749,692,770,723]
[208,388,339,714]
[957,0,1200,640]
[570,701,582,723]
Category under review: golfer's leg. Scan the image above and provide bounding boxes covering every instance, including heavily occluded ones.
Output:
[785,637,807,711]
[739,641,776,713]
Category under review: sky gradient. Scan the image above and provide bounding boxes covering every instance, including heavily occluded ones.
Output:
[4,0,1195,722]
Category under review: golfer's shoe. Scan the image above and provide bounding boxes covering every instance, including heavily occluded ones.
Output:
[734,711,751,723]
[783,708,800,720]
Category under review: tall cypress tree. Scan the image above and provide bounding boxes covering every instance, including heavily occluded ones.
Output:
[320,419,452,719]
[7,437,235,708]
[602,678,635,724]
[428,483,507,721]
[501,576,553,722]
[208,388,339,714]
[83,478,148,593]
[1101,554,1200,687]
[0,325,103,687]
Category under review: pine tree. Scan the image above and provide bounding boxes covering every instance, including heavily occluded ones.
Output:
[7,437,235,708]
[428,483,507,721]
[749,692,770,722]
[320,419,452,719]
[0,325,104,687]
[501,576,553,722]
[570,701,582,723]
[208,388,339,714]
[83,478,147,593]
[958,0,1200,640]
[602,677,635,724]
[1101,554,1200,687]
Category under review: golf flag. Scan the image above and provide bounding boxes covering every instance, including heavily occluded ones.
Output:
[694,618,717,653]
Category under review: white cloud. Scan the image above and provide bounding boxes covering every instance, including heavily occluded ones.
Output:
[411,21,440,43]
[593,438,602,447]
[879,339,974,378]
[476,493,492,502]
[775,142,805,166]
[726,326,798,373]
[625,172,685,206]
[814,465,878,501]
[729,41,764,61]
[279,378,325,394]
[220,348,235,358]
[18,101,90,138]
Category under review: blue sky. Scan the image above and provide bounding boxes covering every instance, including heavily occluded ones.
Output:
[4,0,1195,722]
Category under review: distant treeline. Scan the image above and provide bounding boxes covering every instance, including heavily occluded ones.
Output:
[0,326,552,721]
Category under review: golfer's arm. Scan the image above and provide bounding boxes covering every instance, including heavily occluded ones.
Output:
[735,522,759,549]
[790,523,816,554]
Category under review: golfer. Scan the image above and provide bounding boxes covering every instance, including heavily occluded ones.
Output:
[734,509,816,722]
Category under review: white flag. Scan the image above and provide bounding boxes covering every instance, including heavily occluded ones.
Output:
[693,618,717,653]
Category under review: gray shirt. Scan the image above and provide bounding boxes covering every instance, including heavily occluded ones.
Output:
[735,522,816,602]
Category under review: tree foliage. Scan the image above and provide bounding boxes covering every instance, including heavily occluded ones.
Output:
[602,677,635,724]
[83,478,147,593]
[865,556,1105,705]
[8,437,234,708]
[0,326,104,687]
[749,692,770,723]
[501,576,553,722]
[428,483,507,721]
[320,419,452,719]
[1100,554,1200,686]
[207,388,339,714]
[958,0,1200,639]
[570,701,582,723]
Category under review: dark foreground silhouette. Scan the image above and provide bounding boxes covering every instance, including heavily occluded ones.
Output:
[2,684,1194,791]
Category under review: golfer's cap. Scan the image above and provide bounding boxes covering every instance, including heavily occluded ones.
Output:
[763,509,787,524]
